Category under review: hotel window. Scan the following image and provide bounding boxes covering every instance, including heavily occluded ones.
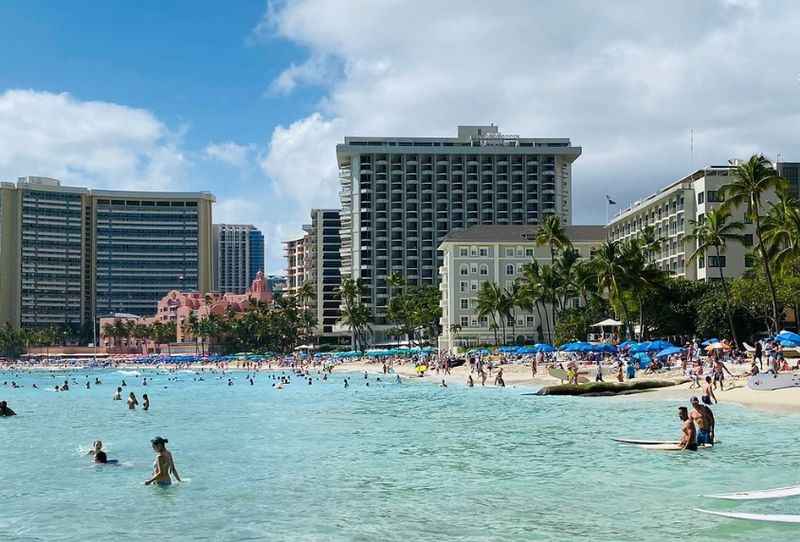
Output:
[516,247,524,257]
[459,264,468,276]
[470,280,479,292]
[460,316,469,328]
[479,264,489,276]
[479,316,488,327]
[460,298,469,310]
[708,256,726,268]
[471,318,479,327]
[479,247,489,257]
[526,316,536,327]
[459,247,468,257]
[470,246,478,256]
[525,248,534,257]
[470,264,478,274]
[742,234,753,247]
[459,281,468,293]
[506,247,514,257]
[698,256,705,269]
[707,191,724,203]
[506,264,515,275]
[697,192,705,204]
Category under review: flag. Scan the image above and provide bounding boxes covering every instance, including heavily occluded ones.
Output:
[605,195,617,205]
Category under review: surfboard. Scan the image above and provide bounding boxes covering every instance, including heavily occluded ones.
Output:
[695,509,800,524]
[612,438,678,445]
[747,372,800,391]
[705,484,800,501]
[548,367,590,384]
[637,443,713,451]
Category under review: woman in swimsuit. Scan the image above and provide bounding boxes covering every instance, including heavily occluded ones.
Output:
[144,436,181,486]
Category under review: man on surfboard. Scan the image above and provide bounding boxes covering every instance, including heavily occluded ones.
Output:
[678,407,697,451]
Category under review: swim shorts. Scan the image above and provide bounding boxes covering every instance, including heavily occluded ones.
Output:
[696,429,712,445]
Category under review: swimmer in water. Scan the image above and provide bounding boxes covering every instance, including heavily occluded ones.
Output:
[142,394,150,411]
[0,400,16,416]
[144,436,181,486]
[128,392,139,410]
[88,440,109,463]
[113,387,122,400]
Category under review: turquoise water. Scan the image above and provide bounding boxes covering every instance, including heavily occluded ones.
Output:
[1,369,799,541]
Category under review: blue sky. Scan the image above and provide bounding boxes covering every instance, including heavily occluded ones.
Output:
[1,1,798,273]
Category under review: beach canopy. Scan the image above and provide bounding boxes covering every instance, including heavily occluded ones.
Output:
[592,318,623,327]
[655,346,684,358]
[776,330,800,345]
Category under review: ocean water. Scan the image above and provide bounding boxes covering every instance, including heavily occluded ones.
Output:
[1,369,799,541]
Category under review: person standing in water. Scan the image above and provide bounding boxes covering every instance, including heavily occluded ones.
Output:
[144,436,181,486]
[128,392,139,410]
[113,387,122,401]
[142,394,150,411]
[0,400,16,416]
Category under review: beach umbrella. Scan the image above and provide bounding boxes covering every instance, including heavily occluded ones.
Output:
[632,351,652,367]
[647,340,674,350]
[776,330,800,344]
[705,342,731,351]
[533,343,556,353]
[515,345,537,354]
[701,338,720,346]
[618,340,637,350]
[655,346,684,358]
[593,343,618,353]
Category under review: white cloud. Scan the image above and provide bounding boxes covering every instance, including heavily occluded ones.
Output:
[257,0,800,227]
[0,89,187,190]
[204,141,254,168]
[269,54,338,95]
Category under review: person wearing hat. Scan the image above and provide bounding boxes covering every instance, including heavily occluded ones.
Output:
[144,437,181,486]
[689,397,715,446]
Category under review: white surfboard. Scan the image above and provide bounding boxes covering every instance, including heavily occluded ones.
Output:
[612,438,677,445]
[695,508,800,524]
[637,443,713,451]
[747,372,800,391]
[705,484,800,501]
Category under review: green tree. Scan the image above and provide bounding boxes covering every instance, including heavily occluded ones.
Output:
[722,155,788,331]
[686,208,744,346]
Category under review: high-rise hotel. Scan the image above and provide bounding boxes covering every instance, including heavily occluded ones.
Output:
[336,125,581,336]
[212,224,265,294]
[0,176,214,330]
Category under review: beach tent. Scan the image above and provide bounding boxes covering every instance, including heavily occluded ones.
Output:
[655,346,684,358]
[591,318,623,327]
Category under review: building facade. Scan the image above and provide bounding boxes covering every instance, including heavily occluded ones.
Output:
[0,177,214,330]
[438,225,605,351]
[607,163,775,281]
[337,125,581,341]
[284,234,309,298]
[212,224,265,294]
[777,162,800,200]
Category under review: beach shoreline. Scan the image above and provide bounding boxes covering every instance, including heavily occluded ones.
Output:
[3,359,800,414]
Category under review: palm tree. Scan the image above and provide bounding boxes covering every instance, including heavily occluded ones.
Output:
[476,282,502,345]
[296,281,316,310]
[337,277,372,351]
[639,225,660,263]
[619,238,667,341]
[592,241,634,338]
[449,323,462,347]
[686,208,744,346]
[518,262,550,342]
[186,313,201,355]
[722,155,789,331]
[536,215,571,263]
[761,191,800,274]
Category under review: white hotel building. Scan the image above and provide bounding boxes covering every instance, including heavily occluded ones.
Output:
[607,163,773,281]
[438,224,605,351]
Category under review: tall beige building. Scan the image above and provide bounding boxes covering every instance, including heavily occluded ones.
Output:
[0,177,214,331]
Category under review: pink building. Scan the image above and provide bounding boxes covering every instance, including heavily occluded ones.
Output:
[100,271,273,348]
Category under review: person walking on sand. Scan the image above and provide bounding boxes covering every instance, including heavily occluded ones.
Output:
[712,359,734,391]
[479,366,487,386]
[495,367,505,388]
[128,392,139,410]
[144,436,181,486]
[594,360,604,382]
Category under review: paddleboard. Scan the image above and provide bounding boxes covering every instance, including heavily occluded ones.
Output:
[637,443,713,451]
[548,367,590,384]
[747,372,800,391]
[695,509,800,524]
[612,438,678,445]
[705,484,800,501]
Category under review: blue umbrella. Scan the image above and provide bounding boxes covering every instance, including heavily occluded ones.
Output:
[655,346,684,358]
[618,340,637,350]
[628,342,652,353]
[776,330,800,343]
[534,343,556,353]
[701,338,720,346]
[632,351,652,368]
[648,340,675,350]
[594,343,618,353]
